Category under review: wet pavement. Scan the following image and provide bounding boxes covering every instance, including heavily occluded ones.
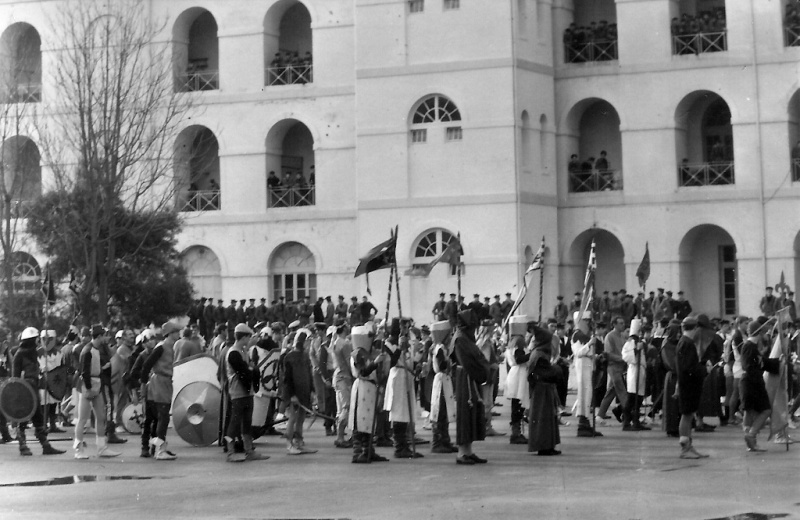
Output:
[0,401,798,520]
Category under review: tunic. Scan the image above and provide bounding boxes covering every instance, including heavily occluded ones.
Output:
[621,338,646,396]
[430,344,456,424]
[142,338,175,404]
[282,348,313,409]
[348,348,379,433]
[452,328,490,446]
[740,340,779,413]
[675,334,705,415]
[572,329,594,418]
[504,335,530,407]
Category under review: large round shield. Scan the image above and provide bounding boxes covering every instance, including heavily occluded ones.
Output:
[122,403,144,434]
[172,354,219,406]
[172,381,221,447]
[46,365,69,401]
[0,377,37,422]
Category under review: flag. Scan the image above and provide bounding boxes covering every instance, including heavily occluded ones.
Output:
[41,266,56,306]
[578,240,596,319]
[766,307,791,439]
[636,243,650,288]
[525,237,545,274]
[404,235,463,277]
[354,234,396,278]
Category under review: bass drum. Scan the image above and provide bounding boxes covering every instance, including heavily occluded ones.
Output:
[122,403,144,434]
[0,377,37,423]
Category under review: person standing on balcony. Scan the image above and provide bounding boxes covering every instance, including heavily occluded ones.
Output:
[267,170,281,189]
[594,151,609,171]
[568,154,580,173]
[308,165,315,186]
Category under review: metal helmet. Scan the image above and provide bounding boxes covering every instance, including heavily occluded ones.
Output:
[20,327,39,340]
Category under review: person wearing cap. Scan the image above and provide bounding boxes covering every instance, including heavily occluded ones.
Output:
[12,326,65,456]
[671,291,691,321]
[348,296,361,327]
[505,316,532,444]
[489,295,502,325]
[329,322,354,448]
[140,321,182,460]
[431,293,446,322]
[202,299,216,341]
[443,293,458,328]
[652,288,667,322]
[675,316,709,459]
[596,317,627,426]
[73,325,120,459]
[282,328,318,455]
[37,329,65,434]
[499,293,514,322]
[309,322,336,436]
[553,296,568,325]
[334,296,348,322]
[295,296,310,327]
[223,323,267,462]
[620,294,636,327]
[359,296,377,325]
[572,312,603,438]
[323,296,334,326]
[568,293,582,317]
[760,287,778,317]
[621,319,650,431]
[740,320,782,451]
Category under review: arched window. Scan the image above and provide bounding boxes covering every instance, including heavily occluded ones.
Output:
[409,95,462,144]
[180,246,222,300]
[0,23,42,103]
[411,229,461,275]
[174,125,220,212]
[270,242,316,302]
[8,251,41,292]
[173,9,219,92]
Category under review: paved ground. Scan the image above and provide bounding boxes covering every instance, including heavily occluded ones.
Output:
[1,400,798,520]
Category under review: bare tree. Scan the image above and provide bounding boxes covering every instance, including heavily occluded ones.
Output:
[30,0,198,322]
[0,22,42,337]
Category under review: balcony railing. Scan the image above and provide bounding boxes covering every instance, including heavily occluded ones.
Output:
[678,162,734,187]
[673,31,727,55]
[266,65,313,86]
[180,190,220,212]
[267,186,315,208]
[786,25,800,47]
[178,70,219,92]
[565,40,617,63]
[569,169,623,193]
[792,158,800,182]
[3,83,41,103]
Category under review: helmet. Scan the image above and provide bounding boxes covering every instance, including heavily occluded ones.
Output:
[20,327,39,340]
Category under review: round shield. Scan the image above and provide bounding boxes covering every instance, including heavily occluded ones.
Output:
[172,355,219,406]
[122,403,144,434]
[172,381,221,447]
[46,365,69,401]
[0,377,37,422]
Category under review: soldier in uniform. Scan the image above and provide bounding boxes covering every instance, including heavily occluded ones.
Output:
[255,298,268,325]
[553,296,569,324]
[236,299,247,325]
[431,293,446,322]
[245,299,257,328]
[443,293,458,328]
[335,295,349,322]
[226,299,238,341]
[13,327,65,456]
[348,296,361,326]
[140,321,182,460]
[500,293,515,322]
[203,299,216,341]
[489,295,502,325]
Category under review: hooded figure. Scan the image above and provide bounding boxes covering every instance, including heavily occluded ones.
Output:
[527,324,562,455]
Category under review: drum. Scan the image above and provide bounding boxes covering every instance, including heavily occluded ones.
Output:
[122,403,144,434]
[0,377,37,422]
[46,365,70,401]
[172,354,219,406]
[172,381,221,447]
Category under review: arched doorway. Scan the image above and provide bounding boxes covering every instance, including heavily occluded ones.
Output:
[265,119,315,207]
[675,91,734,186]
[174,125,220,211]
[567,228,625,296]
[0,22,41,102]
[678,224,737,317]
[173,8,219,91]
[269,242,316,302]
[180,246,222,300]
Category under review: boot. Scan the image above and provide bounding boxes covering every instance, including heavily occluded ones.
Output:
[679,438,709,459]
[106,424,127,444]
[17,427,32,456]
[243,435,269,461]
[97,437,122,458]
[151,438,176,460]
[73,439,89,459]
[440,421,458,452]
[48,408,66,434]
[577,416,603,437]
[0,422,13,443]
[393,422,423,458]
[509,422,528,444]
[334,423,353,448]
[36,427,65,455]
[431,422,451,454]
[351,433,370,464]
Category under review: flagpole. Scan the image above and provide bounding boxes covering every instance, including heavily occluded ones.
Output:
[384,263,393,326]
[456,232,462,304]
[538,261,544,323]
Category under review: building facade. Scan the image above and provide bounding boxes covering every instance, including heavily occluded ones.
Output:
[2,0,800,322]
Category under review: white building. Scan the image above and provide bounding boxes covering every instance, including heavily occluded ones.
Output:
[2,0,800,322]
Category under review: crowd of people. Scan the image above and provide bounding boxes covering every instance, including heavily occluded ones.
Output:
[563,21,618,62]
[2,283,798,466]
[671,11,727,54]
[267,167,315,206]
[268,51,313,86]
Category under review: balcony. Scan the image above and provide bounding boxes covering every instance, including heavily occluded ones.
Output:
[565,40,617,63]
[266,65,313,86]
[678,162,734,187]
[178,70,219,92]
[569,169,622,193]
[673,31,727,55]
[180,190,220,212]
[787,24,800,47]
[2,83,41,103]
[267,186,315,208]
